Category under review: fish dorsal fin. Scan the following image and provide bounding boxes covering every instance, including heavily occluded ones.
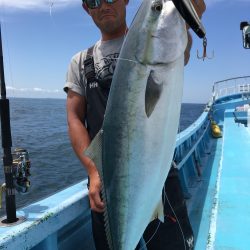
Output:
[83,129,103,175]
[151,197,164,223]
[145,70,163,118]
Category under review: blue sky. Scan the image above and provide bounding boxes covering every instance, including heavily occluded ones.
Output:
[0,0,249,103]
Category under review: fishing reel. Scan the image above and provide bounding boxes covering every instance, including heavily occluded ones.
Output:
[12,148,31,194]
[0,148,31,209]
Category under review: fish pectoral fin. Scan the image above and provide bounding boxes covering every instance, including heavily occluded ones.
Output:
[83,129,103,175]
[151,198,164,223]
[145,70,163,118]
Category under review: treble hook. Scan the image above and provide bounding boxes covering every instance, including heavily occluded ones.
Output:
[197,37,214,61]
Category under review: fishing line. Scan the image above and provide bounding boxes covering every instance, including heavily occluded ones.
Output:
[139,221,162,250]
[85,53,139,65]
[140,125,188,250]
[140,173,188,250]
[140,166,172,249]
[138,194,164,250]
[114,57,138,64]
[139,142,184,250]
[164,187,187,250]
[165,123,188,250]
[139,163,187,250]
[49,0,54,18]
[49,0,57,27]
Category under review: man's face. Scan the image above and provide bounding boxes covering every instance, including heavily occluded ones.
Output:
[85,0,128,36]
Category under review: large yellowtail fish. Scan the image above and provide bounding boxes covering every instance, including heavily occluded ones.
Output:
[85,0,188,249]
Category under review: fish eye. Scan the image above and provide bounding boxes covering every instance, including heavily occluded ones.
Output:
[151,1,163,12]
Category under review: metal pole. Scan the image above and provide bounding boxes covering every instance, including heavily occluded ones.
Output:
[0,23,17,223]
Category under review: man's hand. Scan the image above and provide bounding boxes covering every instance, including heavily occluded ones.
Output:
[192,0,206,19]
[88,163,105,213]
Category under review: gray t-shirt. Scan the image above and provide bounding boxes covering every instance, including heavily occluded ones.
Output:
[64,36,124,97]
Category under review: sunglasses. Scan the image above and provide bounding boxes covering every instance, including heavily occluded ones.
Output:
[83,0,118,9]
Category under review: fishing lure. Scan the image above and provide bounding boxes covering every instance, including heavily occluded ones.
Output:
[197,37,214,61]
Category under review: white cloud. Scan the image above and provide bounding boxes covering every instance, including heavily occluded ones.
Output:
[6,86,16,90]
[207,0,250,7]
[6,85,63,98]
[1,0,80,12]
[33,87,60,93]
[33,87,43,92]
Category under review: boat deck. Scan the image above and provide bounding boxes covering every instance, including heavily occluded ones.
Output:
[210,109,250,249]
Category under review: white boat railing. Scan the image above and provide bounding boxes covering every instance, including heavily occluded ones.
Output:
[212,76,250,101]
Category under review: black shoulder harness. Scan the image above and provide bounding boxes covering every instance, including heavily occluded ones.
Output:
[84,46,96,84]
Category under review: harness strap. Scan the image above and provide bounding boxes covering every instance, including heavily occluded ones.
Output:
[84,46,96,84]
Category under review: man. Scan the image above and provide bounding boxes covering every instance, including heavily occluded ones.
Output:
[64,0,206,249]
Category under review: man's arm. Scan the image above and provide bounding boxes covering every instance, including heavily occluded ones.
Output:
[66,90,104,212]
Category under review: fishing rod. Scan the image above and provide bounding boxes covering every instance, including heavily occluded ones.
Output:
[0,22,17,223]
[0,23,31,225]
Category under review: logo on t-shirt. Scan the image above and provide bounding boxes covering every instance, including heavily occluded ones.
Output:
[89,82,98,89]
[95,53,119,80]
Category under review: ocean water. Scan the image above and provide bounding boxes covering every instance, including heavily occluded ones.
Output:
[0,98,205,216]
